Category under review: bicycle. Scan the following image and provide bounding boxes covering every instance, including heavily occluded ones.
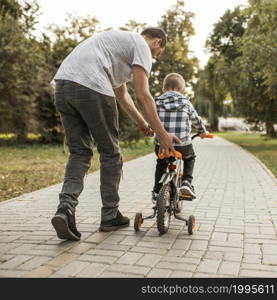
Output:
[134,133,214,235]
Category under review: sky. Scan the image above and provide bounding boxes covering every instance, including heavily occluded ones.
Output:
[34,0,249,68]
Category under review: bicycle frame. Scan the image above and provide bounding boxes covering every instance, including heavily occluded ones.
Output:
[159,157,183,187]
[159,132,214,197]
[158,155,186,222]
[134,133,214,234]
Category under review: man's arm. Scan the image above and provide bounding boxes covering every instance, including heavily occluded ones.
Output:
[132,65,181,156]
[113,84,153,136]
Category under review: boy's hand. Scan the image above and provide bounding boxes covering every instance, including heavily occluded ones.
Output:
[199,131,209,139]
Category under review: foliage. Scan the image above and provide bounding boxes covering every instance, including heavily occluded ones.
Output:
[236,0,277,137]
[193,56,228,131]
[3,0,276,143]
[0,0,44,142]
[202,2,277,137]
[0,0,198,145]
[36,15,100,143]
[193,6,247,131]
[152,0,198,96]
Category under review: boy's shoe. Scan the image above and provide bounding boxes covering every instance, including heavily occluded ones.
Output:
[180,181,196,198]
[51,207,81,241]
[99,210,130,232]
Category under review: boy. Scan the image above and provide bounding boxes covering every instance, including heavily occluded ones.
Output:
[153,73,207,200]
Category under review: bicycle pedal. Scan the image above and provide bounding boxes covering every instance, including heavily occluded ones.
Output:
[179,194,194,201]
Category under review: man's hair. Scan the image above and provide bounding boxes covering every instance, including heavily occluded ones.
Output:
[163,73,186,91]
[141,27,167,48]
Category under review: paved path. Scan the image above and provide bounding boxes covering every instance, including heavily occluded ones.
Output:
[0,137,277,278]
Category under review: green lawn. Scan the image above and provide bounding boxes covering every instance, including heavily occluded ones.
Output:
[2,132,275,203]
[0,138,154,202]
[217,132,277,178]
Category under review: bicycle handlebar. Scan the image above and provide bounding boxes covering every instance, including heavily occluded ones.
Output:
[191,133,214,140]
[158,151,182,160]
[158,133,214,159]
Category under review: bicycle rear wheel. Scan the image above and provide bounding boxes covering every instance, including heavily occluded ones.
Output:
[157,183,172,234]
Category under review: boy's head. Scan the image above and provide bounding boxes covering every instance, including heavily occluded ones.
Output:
[162,73,185,93]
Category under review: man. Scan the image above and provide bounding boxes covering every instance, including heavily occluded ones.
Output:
[51,27,180,240]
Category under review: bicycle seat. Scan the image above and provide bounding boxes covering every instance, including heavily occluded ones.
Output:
[158,151,182,160]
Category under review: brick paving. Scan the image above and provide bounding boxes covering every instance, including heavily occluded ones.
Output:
[0,136,277,278]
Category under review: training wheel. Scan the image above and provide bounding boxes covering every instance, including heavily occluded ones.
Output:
[188,215,196,235]
[134,212,143,231]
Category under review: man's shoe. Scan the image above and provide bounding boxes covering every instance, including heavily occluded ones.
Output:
[180,181,196,198]
[51,207,81,241]
[152,191,158,203]
[99,211,130,232]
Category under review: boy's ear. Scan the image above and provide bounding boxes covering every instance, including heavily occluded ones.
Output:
[162,88,166,93]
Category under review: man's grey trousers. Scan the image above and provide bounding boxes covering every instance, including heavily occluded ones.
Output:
[54,80,122,221]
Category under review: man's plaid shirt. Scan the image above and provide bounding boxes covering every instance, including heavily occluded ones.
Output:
[154,91,206,146]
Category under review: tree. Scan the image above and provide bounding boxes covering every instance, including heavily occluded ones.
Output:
[195,6,247,131]
[36,15,100,143]
[152,0,198,96]
[0,0,200,144]
[206,7,247,64]
[0,0,44,142]
[193,56,227,131]
[205,3,277,137]
[237,0,277,137]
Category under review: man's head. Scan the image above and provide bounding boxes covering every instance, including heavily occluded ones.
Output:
[141,27,166,58]
[163,73,186,93]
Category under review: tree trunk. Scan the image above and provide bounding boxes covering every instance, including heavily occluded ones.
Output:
[15,121,28,143]
[265,120,277,138]
[210,117,219,132]
[16,131,28,143]
[208,103,219,132]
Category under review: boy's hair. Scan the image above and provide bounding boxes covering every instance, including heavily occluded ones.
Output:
[141,28,167,48]
[163,73,186,91]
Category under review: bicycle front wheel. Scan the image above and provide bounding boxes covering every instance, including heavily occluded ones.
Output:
[156,183,172,234]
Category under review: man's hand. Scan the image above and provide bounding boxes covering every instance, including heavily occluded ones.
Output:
[114,84,152,134]
[156,132,181,157]
[139,121,154,137]
[199,131,209,139]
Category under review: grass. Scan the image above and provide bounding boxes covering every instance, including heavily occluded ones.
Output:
[2,131,275,203]
[217,132,277,178]
[0,138,154,202]
[0,133,41,145]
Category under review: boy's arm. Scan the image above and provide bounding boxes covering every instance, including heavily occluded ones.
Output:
[189,102,207,136]
[132,65,181,156]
